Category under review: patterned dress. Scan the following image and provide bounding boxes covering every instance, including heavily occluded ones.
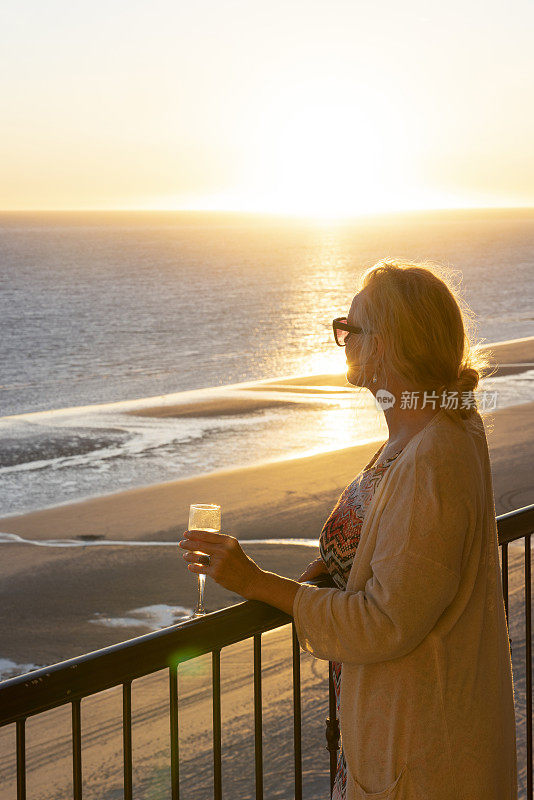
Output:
[319,443,405,800]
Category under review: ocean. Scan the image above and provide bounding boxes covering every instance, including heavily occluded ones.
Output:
[1,208,533,516]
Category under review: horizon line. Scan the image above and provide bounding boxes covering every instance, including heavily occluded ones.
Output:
[0,203,533,219]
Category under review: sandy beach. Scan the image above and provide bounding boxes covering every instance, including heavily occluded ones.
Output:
[0,335,532,798]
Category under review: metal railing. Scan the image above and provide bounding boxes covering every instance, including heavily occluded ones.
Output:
[0,503,533,800]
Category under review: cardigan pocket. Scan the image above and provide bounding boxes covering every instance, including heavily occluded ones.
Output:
[352,762,408,799]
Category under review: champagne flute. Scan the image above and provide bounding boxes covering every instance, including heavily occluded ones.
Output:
[187,503,221,617]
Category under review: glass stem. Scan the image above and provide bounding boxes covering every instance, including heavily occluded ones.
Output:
[196,574,206,615]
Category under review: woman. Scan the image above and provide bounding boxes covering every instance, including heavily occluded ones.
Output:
[179,259,518,800]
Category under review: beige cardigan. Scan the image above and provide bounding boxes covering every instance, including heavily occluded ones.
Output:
[293,408,518,800]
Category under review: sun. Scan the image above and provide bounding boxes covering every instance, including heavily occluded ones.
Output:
[148,81,471,218]
[230,81,423,217]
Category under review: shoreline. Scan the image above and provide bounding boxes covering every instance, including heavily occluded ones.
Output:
[3,335,533,423]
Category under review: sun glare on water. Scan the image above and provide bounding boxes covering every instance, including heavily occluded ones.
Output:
[304,349,347,377]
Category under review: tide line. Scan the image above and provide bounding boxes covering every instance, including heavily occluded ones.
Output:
[0,532,319,548]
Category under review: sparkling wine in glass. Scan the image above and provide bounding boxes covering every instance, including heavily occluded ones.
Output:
[188,503,221,617]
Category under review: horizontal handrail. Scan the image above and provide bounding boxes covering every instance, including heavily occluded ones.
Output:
[497,503,534,545]
[0,577,334,727]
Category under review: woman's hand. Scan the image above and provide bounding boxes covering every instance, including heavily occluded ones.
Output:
[180,530,307,616]
[298,556,329,582]
[178,529,263,599]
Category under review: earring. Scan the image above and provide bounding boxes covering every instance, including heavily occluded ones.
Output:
[372,373,378,384]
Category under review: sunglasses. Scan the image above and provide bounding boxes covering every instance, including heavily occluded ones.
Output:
[332,317,365,347]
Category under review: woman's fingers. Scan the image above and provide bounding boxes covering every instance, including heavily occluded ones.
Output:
[182,551,209,563]
[298,558,328,582]
[187,564,207,574]
[182,550,216,576]
[181,529,229,543]
[178,530,231,555]
[179,539,225,554]
[178,530,261,598]
[186,561,212,575]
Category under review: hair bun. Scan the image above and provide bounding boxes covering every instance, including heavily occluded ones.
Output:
[456,366,479,393]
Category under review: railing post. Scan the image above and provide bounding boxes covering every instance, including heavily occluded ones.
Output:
[253,633,263,800]
[502,541,509,624]
[16,718,26,800]
[326,662,340,797]
[71,699,82,800]
[525,533,532,800]
[122,681,133,800]
[292,622,303,800]
[212,650,222,800]
[169,665,179,800]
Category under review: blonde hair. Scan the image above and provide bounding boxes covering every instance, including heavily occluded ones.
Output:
[353,258,496,428]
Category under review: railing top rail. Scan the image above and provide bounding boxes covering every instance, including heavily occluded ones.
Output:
[0,578,332,727]
[497,502,534,544]
[0,504,531,727]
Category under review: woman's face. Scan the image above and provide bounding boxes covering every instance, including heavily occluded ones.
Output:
[345,291,377,388]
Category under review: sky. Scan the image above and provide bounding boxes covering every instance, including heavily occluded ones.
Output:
[2,0,534,215]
